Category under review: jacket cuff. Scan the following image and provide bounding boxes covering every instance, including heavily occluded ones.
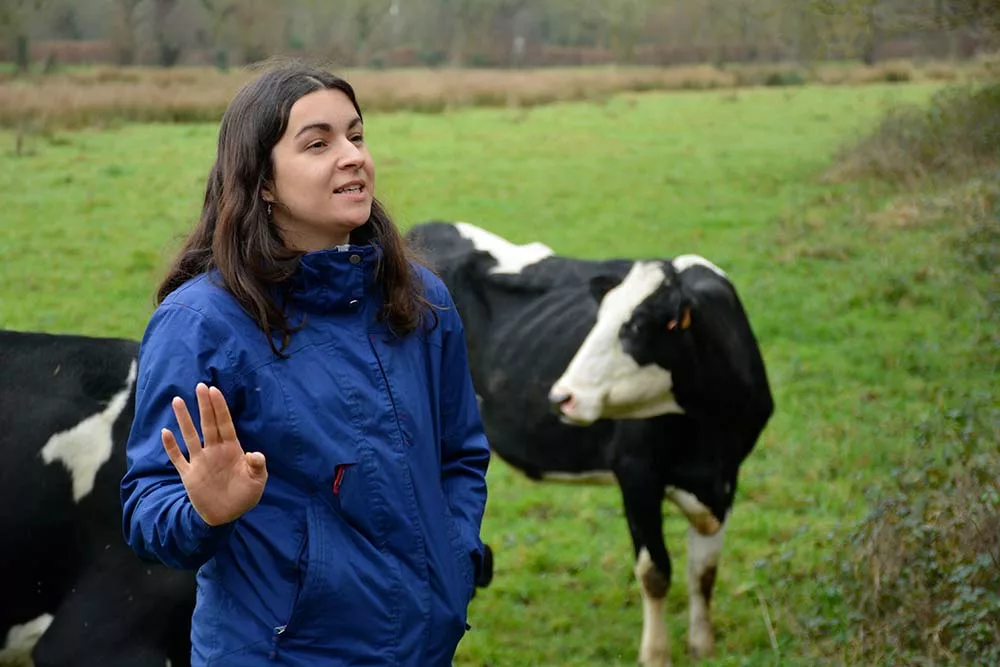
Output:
[182,503,237,555]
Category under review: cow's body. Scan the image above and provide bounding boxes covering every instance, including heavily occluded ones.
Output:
[0,330,195,667]
[405,221,774,666]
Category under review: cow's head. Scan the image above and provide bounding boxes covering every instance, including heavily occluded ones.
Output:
[548,258,710,426]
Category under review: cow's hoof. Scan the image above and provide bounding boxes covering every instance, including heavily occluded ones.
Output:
[688,624,715,660]
[639,646,671,667]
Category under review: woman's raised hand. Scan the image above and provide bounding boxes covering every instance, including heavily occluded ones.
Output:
[161,383,268,526]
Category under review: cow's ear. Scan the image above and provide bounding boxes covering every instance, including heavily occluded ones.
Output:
[589,274,620,302]
[665,306,692,331]
[665,299,694,332]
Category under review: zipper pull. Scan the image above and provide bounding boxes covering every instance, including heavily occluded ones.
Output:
[333,464,350,495]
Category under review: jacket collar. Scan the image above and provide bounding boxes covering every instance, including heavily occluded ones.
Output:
[287,242,382,314]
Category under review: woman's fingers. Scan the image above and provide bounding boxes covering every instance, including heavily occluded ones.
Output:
[195,382,221,446]
[209,386,239,444]
[245,451,267,478]
[171,395,203,460]
[161,428,190,473]
[166,385,231,469]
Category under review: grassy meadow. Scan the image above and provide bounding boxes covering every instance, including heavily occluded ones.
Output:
[1,79,995,665]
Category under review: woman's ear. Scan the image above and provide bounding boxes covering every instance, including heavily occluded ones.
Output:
[260,184,276,204]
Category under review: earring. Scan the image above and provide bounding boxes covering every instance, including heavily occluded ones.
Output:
[266,203,272,217]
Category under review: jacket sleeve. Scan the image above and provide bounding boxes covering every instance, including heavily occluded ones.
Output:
[120,302,238,570]
[437,290,491,582]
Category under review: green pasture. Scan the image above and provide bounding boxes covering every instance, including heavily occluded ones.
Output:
[2,81,991,666]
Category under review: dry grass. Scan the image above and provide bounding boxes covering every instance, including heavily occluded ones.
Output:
[1,57,997,130]
[0,65,735,130]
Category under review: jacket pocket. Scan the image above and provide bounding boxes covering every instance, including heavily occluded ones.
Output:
[277,526,310,636]
[445,513,475,602]
[325,450,388,548]
[326,459,361,515]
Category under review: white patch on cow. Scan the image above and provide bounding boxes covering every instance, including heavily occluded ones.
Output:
[41,360,137,502]
[687,523,725,659]
[2,613,54,657]
[550,261,683,425]
[453,221,554,274]
[671,253,727,279]
[634,548,670,667]
[665,486,722,536]
[540,470,617,485]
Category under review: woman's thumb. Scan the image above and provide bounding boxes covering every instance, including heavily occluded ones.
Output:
[245,451,267,475]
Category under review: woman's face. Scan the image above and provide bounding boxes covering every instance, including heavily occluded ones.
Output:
[264,88,375,252]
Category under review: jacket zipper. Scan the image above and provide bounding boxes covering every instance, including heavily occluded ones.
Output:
[368,335,409,447]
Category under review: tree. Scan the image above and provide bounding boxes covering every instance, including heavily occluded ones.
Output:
[109,0,141,65]
[0,0,49,73]
[152,0,181,66]
[199,0,239,69]
[49,0,82,39]
[936,0,1000,36]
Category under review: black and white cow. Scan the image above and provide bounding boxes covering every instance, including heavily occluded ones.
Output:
[0,329,195,667]
[405,221,774,666]
[0,327,497,667]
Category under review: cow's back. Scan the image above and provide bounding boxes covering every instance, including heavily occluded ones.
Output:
[0,329,194,666]
[0,332,135,622]
[406,222,634,477]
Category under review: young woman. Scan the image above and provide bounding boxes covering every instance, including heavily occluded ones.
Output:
[120,61,490,666]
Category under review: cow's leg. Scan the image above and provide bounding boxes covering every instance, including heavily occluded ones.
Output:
[686,521,725,659]
[666,486,727,659]
[619,474,672,667]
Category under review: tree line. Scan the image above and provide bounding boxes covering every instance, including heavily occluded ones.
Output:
[1,0,998,72]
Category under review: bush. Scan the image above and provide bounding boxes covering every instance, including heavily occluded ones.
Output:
[958,174,1000,312]
[764,70,806,87]
[826,83,1000,184]
[832,396,1000,666]
[817,175,1000,666]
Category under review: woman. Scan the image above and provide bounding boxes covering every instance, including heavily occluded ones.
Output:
[120,61,490,666]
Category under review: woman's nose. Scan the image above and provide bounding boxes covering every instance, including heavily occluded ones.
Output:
[336,140,365,169]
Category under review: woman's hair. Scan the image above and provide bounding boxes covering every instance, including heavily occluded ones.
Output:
[157,60,433,356]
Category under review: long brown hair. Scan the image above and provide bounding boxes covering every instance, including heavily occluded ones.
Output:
[157,61,433,355]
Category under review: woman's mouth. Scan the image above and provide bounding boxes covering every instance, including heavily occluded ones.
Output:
[334,182,365,196]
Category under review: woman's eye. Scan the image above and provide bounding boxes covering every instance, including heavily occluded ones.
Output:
[350,134,364,144]
[307,141,326,150]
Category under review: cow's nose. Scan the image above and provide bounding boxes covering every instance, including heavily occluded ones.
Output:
[548,389,574,415]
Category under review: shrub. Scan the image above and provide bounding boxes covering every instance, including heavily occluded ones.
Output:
[826,83,1000,184]
[764,70,807,87]
[818,175,1000,666]
[833,395,1000,666]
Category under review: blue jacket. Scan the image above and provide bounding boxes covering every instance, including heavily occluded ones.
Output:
[121,243,490,666]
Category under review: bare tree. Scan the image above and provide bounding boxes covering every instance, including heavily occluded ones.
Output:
[199,0,239,68]
[49,0,82,39]
[0,0,49,72]
[151,0,181,66]
[108,0,141,64]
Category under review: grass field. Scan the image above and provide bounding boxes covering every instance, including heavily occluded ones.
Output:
[1,81,994,666]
